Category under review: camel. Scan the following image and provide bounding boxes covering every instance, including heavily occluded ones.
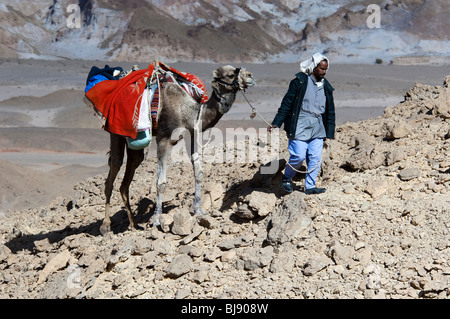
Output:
[101,65,255,235]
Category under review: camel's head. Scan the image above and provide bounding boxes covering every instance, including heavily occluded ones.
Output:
[212,65,255,93]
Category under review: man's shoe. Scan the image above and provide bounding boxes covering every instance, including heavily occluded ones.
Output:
[305,187,326,195]
[281,177,294,193]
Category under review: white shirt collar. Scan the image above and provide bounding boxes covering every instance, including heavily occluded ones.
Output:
[310,74,324,88]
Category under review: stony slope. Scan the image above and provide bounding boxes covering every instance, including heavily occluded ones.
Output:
[0,76,449,299]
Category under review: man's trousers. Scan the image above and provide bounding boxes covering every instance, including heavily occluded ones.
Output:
[284,138,324,190]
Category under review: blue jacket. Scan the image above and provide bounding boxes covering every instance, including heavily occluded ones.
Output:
[272,72,336,139]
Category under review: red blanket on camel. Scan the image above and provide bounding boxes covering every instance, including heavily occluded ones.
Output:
[84,61,207,139]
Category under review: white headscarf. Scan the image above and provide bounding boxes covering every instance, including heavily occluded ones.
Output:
[299,52,329,75]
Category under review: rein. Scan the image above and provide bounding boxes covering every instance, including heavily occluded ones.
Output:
[240,90,324,175]
[213,67,242,90]
[196,68,244,149]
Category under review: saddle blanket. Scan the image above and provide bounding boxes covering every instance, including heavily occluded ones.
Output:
[84,61,208,139]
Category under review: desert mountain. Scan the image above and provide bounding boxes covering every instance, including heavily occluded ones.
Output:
[0,0,448,63]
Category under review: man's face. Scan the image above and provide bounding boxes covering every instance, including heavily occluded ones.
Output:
[313,60,328,81]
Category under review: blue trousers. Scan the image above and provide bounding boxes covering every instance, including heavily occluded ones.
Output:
[284,138,324,190]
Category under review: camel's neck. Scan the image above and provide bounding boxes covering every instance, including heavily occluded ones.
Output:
[199,89,237,131]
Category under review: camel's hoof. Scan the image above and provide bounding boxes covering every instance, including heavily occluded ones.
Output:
[131,224,144,232]
[129,221,137,231]
[152,216,161,228]
[100,224,111,236]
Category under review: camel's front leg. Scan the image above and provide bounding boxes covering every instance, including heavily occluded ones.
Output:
[154,139,169,227]
[191,134,206,216]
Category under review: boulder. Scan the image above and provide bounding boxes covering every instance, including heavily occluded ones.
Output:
[38,249,71,284]
[329,243,355,266]
[269,251,295,273]
[433,79,450,119]
[204,247,222,262]
[0,244,11,262]
[364,179,389,199]
[202,182,224,211]
[386,148,406,166]
[197,215,218,229]
[171,208,194,236]
[239,246,274,271]
[218,237,243,251]
[221,250,237,263]
[398,167,421,181]
[266,192,313,245]
[384,120,411,140]
[179,225,204,245]
[303,256,332,276]
[165,254,193,278]
[159,214,174,233]
[343,134,385,171]
[234,203,257,220]
[246,190,277,217]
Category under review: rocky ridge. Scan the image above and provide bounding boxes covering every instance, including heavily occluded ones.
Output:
[0,76,449,299]
[1,0,449,63]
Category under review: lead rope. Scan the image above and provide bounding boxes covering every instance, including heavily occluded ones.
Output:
[240,91,324,175]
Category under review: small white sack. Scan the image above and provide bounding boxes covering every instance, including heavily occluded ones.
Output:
[137,87,154,131]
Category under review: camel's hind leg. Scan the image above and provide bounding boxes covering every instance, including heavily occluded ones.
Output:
[154,138,170,227]
[119,147,144,230]
[103,134,126,236]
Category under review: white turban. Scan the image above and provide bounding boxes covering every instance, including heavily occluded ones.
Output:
[299,52,329,75]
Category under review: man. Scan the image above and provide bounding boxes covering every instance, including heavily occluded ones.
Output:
[268,52,335,194]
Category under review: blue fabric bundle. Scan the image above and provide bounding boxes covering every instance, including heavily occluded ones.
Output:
[85,65,123,93]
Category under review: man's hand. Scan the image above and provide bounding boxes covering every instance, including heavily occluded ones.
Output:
[267,124,278,133]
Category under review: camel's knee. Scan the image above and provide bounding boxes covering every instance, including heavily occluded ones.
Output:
[105,152,125,187]
[192,157,204,182]
[109,156,124,170]
[156,167,167,189]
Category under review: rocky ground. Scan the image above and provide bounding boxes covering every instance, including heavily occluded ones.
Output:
[0,76,449,299]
